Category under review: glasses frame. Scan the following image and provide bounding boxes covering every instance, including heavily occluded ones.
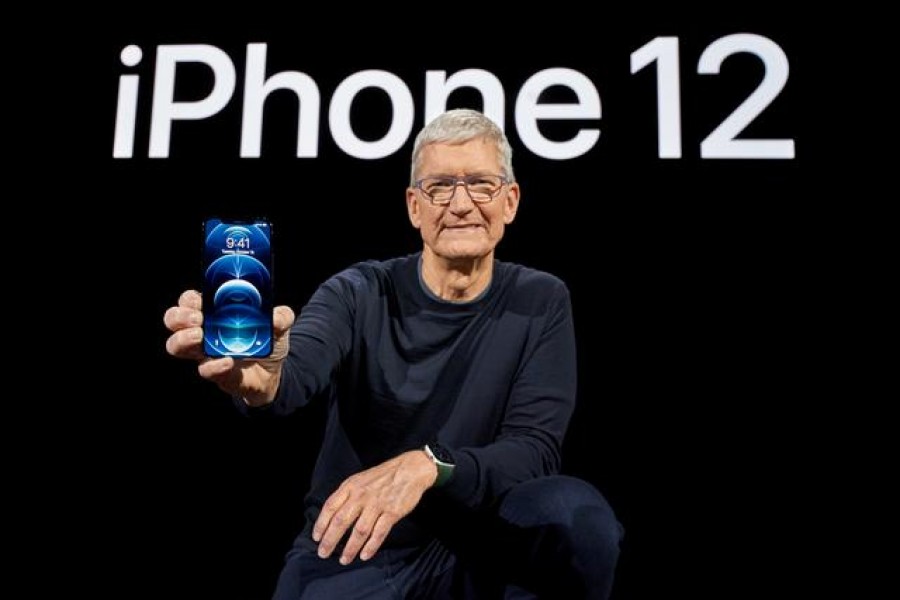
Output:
[413,174,510,206]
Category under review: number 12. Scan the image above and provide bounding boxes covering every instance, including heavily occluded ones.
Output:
[630,33,795,159]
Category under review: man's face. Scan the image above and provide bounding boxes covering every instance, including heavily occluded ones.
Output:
[406,139,520,262]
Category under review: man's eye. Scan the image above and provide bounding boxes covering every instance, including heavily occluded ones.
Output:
[426,179,455,192]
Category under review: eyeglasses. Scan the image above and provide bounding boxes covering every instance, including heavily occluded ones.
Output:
[414,174,509,205]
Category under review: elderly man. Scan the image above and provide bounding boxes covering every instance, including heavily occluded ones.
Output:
[165,108,622,599]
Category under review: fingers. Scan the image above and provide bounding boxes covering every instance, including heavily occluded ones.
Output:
[312,487,345,545]
[164,291,202,337]
[179,290,202,310]
[317,505,395,565]
[197,356,235,381]
[273,305,295,336]
[358,514,394,562]
[342,509,393,564]
[163,305,202,332]
[164,291,204,358]
[313,488,354,559]
[165,290,285,399]
[165,326,204,359]
[163,290,203,357]
[202,357,254,398]
[312,482,400,565]
[337,507,376,564]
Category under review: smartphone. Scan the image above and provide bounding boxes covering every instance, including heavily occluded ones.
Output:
[202,218,273,358]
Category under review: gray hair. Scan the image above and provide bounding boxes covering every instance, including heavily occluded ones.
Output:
[410,108,515,185]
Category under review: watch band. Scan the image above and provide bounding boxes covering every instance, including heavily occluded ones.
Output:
[423,443,455,487]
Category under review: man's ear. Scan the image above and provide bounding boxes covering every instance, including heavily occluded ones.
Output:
[406,188,422,229]
[503,182,521,224]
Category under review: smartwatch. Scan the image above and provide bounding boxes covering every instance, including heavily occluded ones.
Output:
[423,443,455,487]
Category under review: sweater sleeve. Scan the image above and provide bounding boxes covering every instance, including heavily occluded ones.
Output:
[233,268,361,417]
[440,281,578,508]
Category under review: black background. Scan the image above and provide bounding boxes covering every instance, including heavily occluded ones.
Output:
[57,7,821,599]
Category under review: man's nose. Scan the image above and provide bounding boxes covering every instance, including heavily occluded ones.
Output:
[447,181,476,209]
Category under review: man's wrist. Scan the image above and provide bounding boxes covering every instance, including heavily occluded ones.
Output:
[423,443,455,487]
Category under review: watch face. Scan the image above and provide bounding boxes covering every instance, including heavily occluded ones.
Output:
[430,443,453,465]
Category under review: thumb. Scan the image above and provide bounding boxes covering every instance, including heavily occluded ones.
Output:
[273,305,295,337]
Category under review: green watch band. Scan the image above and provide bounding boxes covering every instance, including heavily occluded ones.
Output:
[423,443,455,487]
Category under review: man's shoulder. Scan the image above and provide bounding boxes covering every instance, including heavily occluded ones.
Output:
[344,253,416,280]
[325,253,416,293]
[497,260,569,297]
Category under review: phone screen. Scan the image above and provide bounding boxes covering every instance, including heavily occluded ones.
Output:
[202,218,273,358]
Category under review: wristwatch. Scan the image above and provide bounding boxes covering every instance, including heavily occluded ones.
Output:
[423,443,455,487]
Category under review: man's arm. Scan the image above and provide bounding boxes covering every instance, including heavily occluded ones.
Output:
[232,268,362,416]
[440,282,577,508]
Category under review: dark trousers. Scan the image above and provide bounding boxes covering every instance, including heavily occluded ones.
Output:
[271,475,623,599]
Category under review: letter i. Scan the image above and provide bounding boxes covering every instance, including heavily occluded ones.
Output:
[113,45,142,158]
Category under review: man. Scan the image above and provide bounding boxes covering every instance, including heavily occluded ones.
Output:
[164,108,622,599]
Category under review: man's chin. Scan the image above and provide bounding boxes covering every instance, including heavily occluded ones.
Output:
[430,242,494,262]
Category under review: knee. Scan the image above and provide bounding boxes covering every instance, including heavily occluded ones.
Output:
[499,475,624,561]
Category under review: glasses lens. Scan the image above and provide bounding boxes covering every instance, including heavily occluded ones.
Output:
[421,178,456,202]
[465,175,503,201]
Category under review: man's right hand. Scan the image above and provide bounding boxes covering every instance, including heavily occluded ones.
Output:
[163,290,295,407]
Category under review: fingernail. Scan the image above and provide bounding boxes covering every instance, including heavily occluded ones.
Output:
[360,551,370,561]
[190,312,202,326]
[339,556,350,566]
[192,328,203,341]
[317,547,328,559]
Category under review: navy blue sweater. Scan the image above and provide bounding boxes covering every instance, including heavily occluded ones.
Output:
[243,252,577,543]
